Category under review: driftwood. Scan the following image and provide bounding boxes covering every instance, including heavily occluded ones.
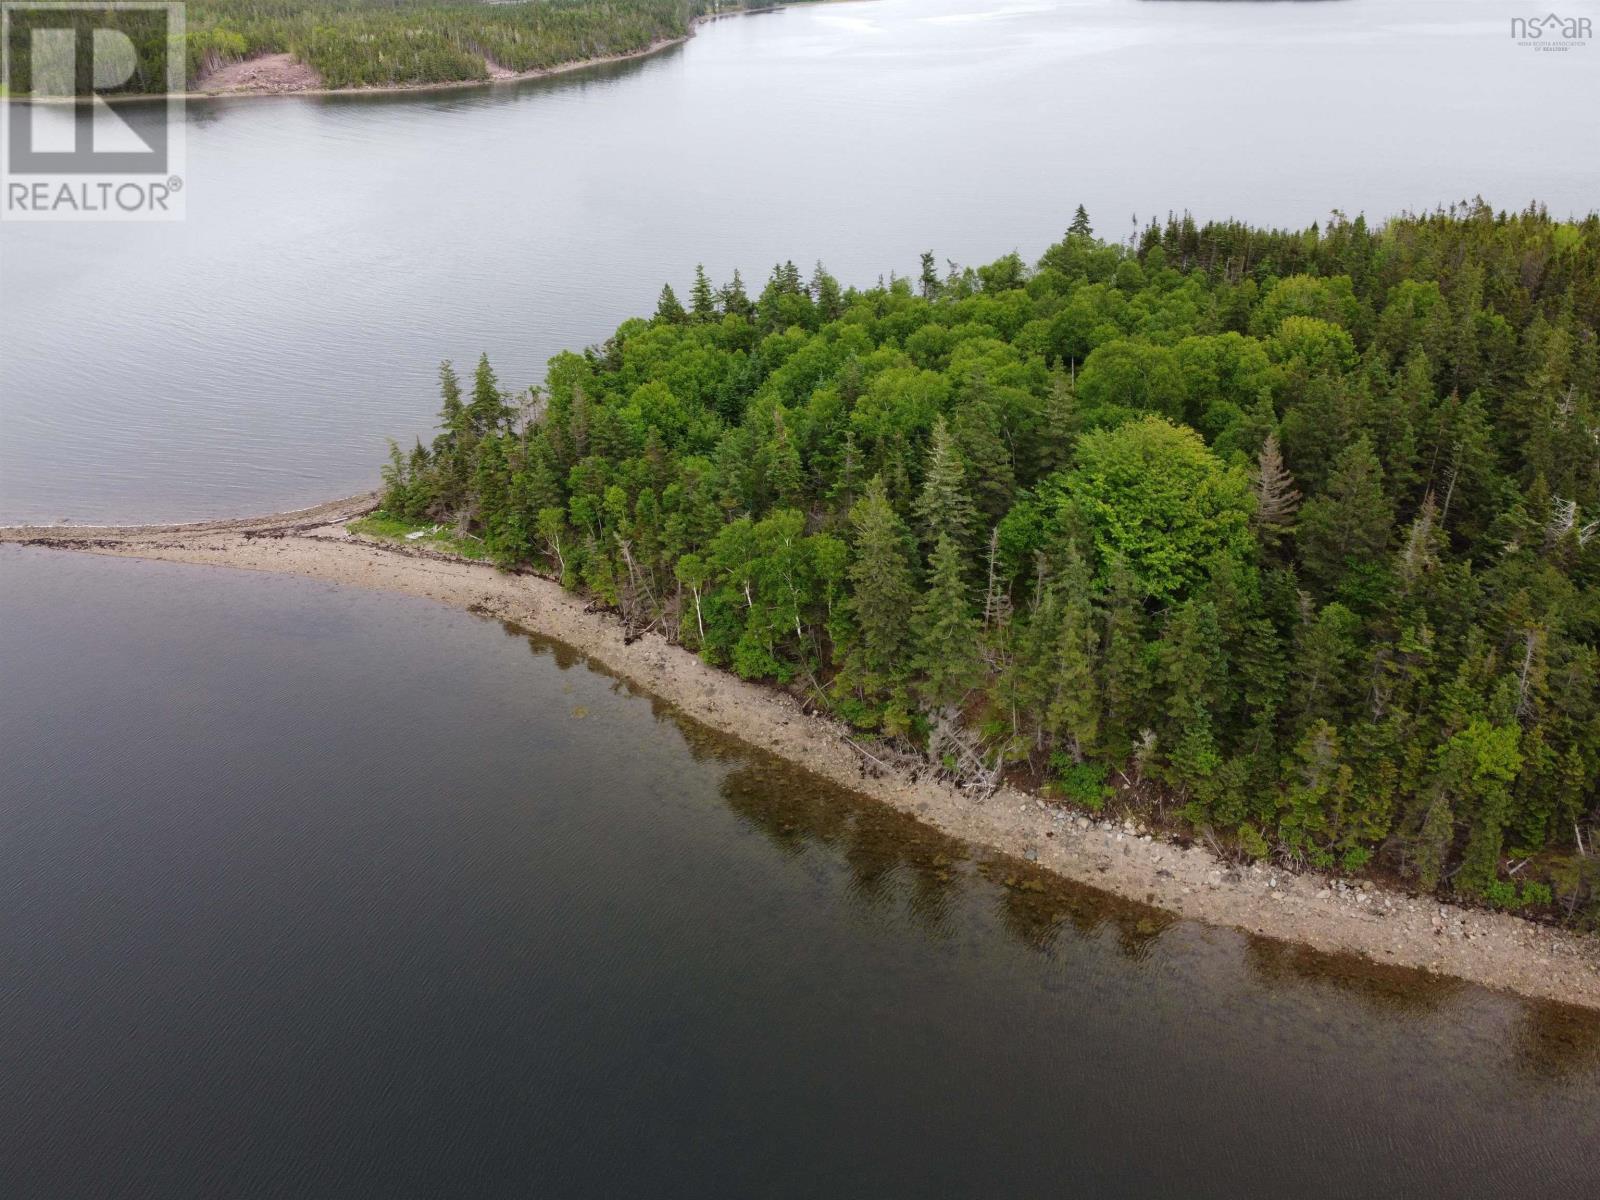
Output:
[615,535,663,637]
[927,707,1003,800]
[842,709,1005,800]
[844,738,900,777]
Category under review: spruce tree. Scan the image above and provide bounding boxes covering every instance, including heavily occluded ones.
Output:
[1046,546,1100,762]
[1003,557,1062,752]
[468,352,510,437]
[912,415,977,555]
[829,428,862,514]
[436,359,466,445]
[1159,599,1225,732]
[766,411,804,510]
[720,269,752,319]
[690,265,717,322]
[1297,434,1394,593]
[432,359,472,512]
[380,439,412,515]
[1034,370,1079,478]
[951,397,1016,522]
[913,533,981,712]
[405,440,434,516]
[843,476,917,690]
[811,262,844,321]
[1100,558,1149,757]
[1251,431,1301,550]
[655,283,687,324]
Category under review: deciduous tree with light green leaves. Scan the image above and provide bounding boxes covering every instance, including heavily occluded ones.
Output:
[1059,415,1253,601]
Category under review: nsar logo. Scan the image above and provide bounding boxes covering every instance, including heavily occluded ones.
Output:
[1510,12,1592,51]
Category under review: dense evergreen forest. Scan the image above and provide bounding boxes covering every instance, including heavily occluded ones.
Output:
[379,202,1600,924]
[3,0,773,93]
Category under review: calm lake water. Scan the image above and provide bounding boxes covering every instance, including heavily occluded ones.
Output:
[0,0,1594,524]
[3,548,1599,1197]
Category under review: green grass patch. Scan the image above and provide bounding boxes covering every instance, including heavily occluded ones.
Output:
[347,510,491,561]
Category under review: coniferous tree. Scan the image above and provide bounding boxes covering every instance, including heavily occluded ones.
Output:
[1045,546,1100,763]
[912,415,977,555]
[1251,432,1301,550]
[914,534,981,712]
[766,411,804,511]
[811,262,844,322]
[720,269,752,319]
[1100,558,1150,758]
[655,283,687,324]
[436,359,466,445]
[690,265,717,322]
[380,439,413,514]
[830,428,862,515]
[468,352,511,436]
[1001,556,1063,753]
[838,476,917,715]
[952,397,1017,523]
[1034,371,1079,478]
[1297,435,1394,593]
[431,359,472,512]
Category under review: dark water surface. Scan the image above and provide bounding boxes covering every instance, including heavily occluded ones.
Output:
[3,549,1599,1198]
[2,0,1595,523]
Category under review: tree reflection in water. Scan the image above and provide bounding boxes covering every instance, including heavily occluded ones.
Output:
[501,617,1600,1078]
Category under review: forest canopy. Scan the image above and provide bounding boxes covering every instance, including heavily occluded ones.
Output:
[379,201,1600,924]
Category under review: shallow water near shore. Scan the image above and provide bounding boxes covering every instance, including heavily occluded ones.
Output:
[4,548,1599,1197]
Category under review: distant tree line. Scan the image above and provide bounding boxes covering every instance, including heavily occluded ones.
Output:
[4,0,787,93]
[380,201,1600,923]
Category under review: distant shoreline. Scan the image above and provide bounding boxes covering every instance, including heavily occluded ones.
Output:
[14,8,755,106]
[6,497,1599,1013]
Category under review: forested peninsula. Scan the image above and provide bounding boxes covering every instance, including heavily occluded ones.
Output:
[378,202,1600,926]
[3,0,785,95]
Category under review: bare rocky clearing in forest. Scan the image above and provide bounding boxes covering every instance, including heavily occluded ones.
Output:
[196,53,324,95]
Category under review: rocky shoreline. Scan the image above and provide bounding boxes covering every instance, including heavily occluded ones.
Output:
[6,499,1600,1012]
